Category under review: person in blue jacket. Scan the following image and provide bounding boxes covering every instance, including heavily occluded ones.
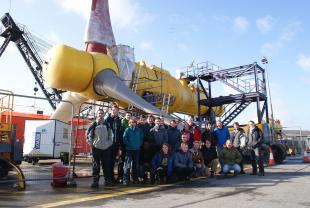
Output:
[123,118,143,185]
[214,119,230,173]
[151,143,174,184]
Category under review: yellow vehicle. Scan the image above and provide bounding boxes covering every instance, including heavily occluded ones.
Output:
[0,89,25,190]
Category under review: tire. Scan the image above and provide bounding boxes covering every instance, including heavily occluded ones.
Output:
[271,143,286,164]
[260,144,270,165]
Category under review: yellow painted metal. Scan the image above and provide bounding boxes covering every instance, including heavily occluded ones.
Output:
[135,62,223,116]
[80,52,119,100]
[43,44,94,92]
[43,44,119,100]
[0,157,26,191]
[44,44,224,116]
[0,89,14,140]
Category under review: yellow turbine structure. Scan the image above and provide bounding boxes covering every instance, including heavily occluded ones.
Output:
[43,44,223,120]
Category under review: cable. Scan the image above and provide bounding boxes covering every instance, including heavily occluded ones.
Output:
[9,0,12,13]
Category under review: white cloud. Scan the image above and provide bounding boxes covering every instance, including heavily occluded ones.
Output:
[280,21,302,41]
[256,15,275,34]
[139,40,152,51]
[56,0,90,19]
[233,16,249,32]
[55,0,155,32]
[297,54,310,72]
[260,21,302,57]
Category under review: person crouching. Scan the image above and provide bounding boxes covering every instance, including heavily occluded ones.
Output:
[219,140,242,176]
[151,143,174,184]
[174,142,194,181]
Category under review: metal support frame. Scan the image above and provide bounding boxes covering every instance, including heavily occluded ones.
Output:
[183,61,269,126]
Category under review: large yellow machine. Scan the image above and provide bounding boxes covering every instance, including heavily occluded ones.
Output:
[43,44,223,122]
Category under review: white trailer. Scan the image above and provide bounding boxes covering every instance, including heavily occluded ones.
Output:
[23,119,71,164]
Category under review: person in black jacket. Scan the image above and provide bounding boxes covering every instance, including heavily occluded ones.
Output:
[167,120,181,153]
[201,122,217,148]
[201,140,219,177]
[231,122,246,174]
[105,104,123,183]
[246,120,265,176]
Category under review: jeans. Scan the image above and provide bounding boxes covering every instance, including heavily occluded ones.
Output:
[222,164,241,173]
[92,147,112,183]
[123,150,140,183]
[217,144,224,171]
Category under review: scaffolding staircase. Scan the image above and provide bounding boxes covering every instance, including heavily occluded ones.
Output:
[182,61,267,125]
[220,101,252,126]
[0,13,63,109]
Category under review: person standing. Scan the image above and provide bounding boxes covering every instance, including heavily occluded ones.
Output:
[231,122,246,174]
[246,120,265,176]
[105,104,122,183]
[150,117,168,152]
[86,109,113,188]
[123,118,144,185]
[214,119,230,173]
[167,120,181,153]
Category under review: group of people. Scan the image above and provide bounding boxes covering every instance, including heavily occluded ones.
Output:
[86,104,265,188]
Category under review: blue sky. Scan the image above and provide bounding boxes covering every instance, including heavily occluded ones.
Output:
[0,0,310,130]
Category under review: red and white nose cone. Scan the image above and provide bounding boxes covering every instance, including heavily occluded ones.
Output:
[85,0,116,53]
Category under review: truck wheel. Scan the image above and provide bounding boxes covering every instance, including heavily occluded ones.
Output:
[271,143,286,164]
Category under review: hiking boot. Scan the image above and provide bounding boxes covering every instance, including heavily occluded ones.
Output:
[240,170,246,174]
[105,181,114,187]
[90,181,99,188]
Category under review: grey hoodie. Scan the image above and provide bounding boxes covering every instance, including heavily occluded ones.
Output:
[87,121,113,150]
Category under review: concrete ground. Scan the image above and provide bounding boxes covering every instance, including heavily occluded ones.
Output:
[0,154,309,208]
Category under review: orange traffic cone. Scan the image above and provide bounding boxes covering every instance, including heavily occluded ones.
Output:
[303,149,309,163]
[268,147,276,166]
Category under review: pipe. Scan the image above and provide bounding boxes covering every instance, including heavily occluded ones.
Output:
[51,92,88,122]
[94,69,172,121]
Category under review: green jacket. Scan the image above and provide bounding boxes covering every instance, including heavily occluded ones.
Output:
[219,147,242,165]
[121,118,129,132]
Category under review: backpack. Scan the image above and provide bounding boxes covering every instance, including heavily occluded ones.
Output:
[87,121,111,140]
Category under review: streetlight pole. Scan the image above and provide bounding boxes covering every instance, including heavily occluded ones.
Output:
[262,56,275,141]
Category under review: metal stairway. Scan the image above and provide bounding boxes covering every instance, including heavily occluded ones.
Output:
[221,101,252,126]
[0,13,63,109]
[182,61,267,126]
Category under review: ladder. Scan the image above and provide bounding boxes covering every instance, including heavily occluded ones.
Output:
[161,93,171,113]
[127,66,141,111]
[221,101,252,126]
